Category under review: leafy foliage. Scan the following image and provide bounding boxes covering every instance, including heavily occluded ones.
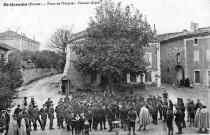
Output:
[12,50,63,69]
[0,56,23,110]
[73,0,153,84]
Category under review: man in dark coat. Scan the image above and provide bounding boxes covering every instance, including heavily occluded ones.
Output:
[174,105,183,134]
[33,105,41,130]
[107,105,114,132]
[119,104,128,131]
[14,105,21,116]
[162,99,168,122]
[157,95,163,120]
[127,106,137,135]
[177,98,186,128]
[48,104,54,130]
[40,104,48,131]
[45,98,52,112]
[166,107,174,135]
[28,105,35,131]
[55,102,65,128]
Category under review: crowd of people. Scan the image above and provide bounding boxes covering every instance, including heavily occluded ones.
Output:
[0,90,209,135]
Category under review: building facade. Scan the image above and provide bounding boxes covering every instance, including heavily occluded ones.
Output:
[126,42,161,87]
[158,22,210,88]
[0,30,40,52]
[61,30,161,93]
[0,43,18,62]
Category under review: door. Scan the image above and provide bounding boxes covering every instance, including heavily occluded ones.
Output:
[194,71,200,83]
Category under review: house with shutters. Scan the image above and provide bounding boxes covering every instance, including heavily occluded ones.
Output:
[61,30,161,93]
[0,30,40,52]
[158,22,210,88]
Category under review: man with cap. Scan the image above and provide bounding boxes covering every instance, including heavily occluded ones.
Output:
[40,104,48,131]
[157,95,163,120]
[127,105,137,135]
[138,102,150,131]
[33,105,41,130]
[14,105,21,116]
[195,99,203,112]
[48,103,54,130]
[28,104,35,131]
[162,98,168,122]
[107,105,114,132]
[174,105,183,134]
[166,107,174,135]
[64,95,70,102]
[45,98,52,112]
[55,102,65,129]
[29,98,37,108]
[21,97,28,109]
[177,98,186,128]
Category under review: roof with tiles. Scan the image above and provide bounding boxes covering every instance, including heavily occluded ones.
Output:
[0,30,40,44]
[157,26,210,43]
[0,43,19,51]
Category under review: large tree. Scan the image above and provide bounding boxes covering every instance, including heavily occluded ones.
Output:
[73,0,154,88]
[48,25,73,70]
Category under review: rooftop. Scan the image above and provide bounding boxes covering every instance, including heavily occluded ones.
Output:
[0,30,40,44]
[0,43,19,51]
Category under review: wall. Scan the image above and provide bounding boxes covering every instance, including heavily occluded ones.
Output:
[185,36,210,87]
[160,39,185,84]
[21,68,62,84]
[0,39,22,51]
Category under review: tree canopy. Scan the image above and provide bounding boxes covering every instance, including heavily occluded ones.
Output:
[73,0,154,83]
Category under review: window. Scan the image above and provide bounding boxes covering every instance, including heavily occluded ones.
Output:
[144,53,152,67]
[130,73,137,82]
[177,53,181,63]
[145,72,151,82]
[194,39,198,45]
[206,50,210,61]
[194,51,199,62]
[194,71,200,83]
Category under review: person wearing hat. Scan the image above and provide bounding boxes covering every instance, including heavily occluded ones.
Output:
[166,107,174,135]
[40,104,48,131]
[14,105,21,116]
[187,100,196,126]
[29,97,37,108]
[138,102,150,131]
[55,102,65,129]
[21,97,28,109]
[8,114,18,135]
[157,95,163,120]
[162,98,168,122]
[127,106,137,135]
[45,98,52,112]
[28,104,35,131]
[186,99,192,122]
[177,98,186,128]
[48,104,54,130]
[174,105,183,134]
[33,105,41,130]
[107,105,114,132]
[195,105,209,133]
[195,99,203,112]
[64,95,70,102]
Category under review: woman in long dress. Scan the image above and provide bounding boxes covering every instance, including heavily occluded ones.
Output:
[8,114,18,135]
[19,118,27,135]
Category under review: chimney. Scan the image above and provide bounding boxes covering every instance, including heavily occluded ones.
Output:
[153,24,157,38]
[190,22,198,32]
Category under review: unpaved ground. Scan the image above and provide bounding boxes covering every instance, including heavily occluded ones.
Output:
[8,74,210,135]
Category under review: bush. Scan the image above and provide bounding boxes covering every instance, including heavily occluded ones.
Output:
[0,57,23,111]
[118,83,146,92]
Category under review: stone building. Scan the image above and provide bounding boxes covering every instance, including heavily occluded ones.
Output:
[61,30,161,93]
[158,22,210,88]
[0,30,40,52]
[0,43,18,62]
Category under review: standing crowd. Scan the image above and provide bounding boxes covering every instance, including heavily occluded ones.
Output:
[0,90,209,135]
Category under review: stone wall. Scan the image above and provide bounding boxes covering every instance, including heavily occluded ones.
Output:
[21,68,62,84]
[160,39,186,84]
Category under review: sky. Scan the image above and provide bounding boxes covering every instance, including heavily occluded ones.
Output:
[0,0,210,50]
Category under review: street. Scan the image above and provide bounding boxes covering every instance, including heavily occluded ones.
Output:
[9,74,210,135]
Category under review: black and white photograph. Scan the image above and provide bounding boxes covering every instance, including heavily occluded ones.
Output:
[0,0,209,135]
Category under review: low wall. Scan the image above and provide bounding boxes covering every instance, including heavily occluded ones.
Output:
[21,68,62,84]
